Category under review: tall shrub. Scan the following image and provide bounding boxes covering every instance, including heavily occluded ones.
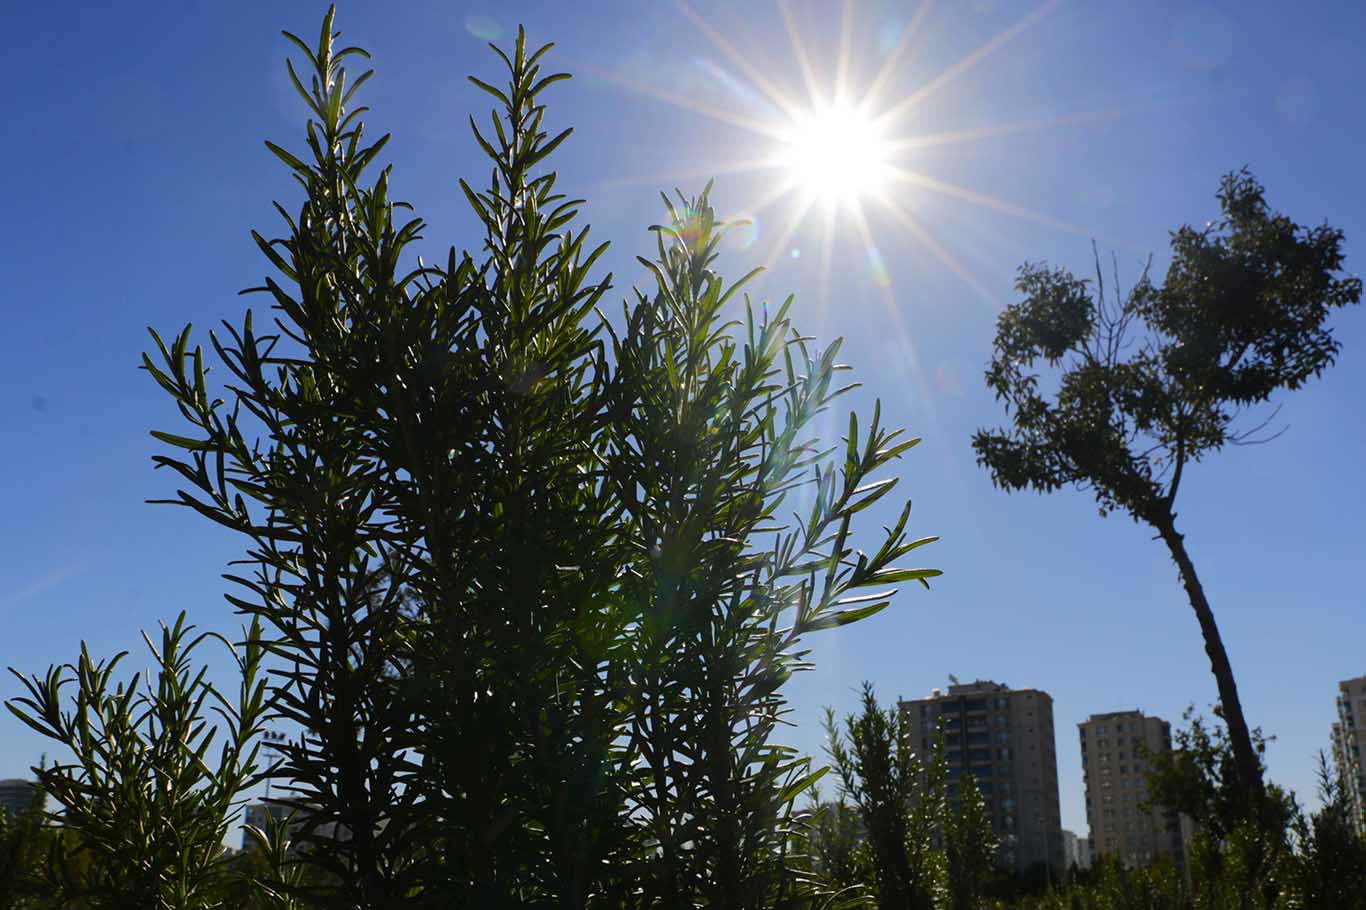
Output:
[135,9,939,908]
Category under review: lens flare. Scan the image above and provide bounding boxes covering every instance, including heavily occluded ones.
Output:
[727,215,761,251]
[464,14,503,41]
[866,245,892,288]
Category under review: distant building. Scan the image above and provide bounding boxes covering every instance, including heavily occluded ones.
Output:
[1059,827,1093,872]
[1060,828,1080,873]
[241,799,350,852]
[0,779,41,821]
[901,680,1063,878]
[1078,710,1183,867]
[1076,835,1093,870]
[242,801,294,849]
[1331,675,1366,833]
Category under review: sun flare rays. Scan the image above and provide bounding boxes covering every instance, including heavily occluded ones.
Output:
[591,0,1120,327]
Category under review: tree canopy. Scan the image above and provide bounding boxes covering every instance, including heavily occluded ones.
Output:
[974,169,1360,825]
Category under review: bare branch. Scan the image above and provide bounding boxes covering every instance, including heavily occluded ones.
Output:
[1230,404,1288,446]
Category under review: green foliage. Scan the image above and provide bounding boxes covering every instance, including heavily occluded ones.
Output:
[235,813,306,910]
[816,684,1004,910]
[794,800,868,900]
[1013,717,1366,910]
[0,782,49,909]
[974,170,1360,521]
[1020,855,1187,910]
[823,683,947,910]
[127,8,936,910]
[606,196,933,910]
[944,770,997,910]
[972,171,1360,821]
[1281,754,1366,909]
[1145,708,1292,846]
[5,614,271,909]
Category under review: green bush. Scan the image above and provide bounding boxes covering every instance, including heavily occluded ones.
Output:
[3,8,938,910]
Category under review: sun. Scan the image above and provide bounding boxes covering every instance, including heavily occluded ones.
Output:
[778,100,890,208]
[597,0,1082,307]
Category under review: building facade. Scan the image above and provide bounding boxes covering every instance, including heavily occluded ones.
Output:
[1078,710,1183,867]
[1331,675,1366,833]
[1076,835,1093,870]
[0,779,41,821]
[1060,829,1080,873]
[900,680,1063,878]
[241,800,351,852]
[242,801,295,849]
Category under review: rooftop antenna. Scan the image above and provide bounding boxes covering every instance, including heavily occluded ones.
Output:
[948,673,960,686]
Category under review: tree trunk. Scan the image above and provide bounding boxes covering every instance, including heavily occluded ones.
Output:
[1152,513,1268,822]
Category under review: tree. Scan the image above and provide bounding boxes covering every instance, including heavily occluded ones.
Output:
[973,171,1360,824]
[1285,753,1366,909]
[824,683,946,910]
[136,8,938,909]
[943,769,997,910]
[1144,708,1293,846]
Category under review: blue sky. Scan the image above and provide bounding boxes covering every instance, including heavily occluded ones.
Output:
[3,0,1364,842]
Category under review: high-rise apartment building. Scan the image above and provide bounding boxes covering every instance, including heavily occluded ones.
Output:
[1060,829,1080,873]
[0,779,41,821]
[1078,710,1183,867]
[240,800,352,852]
[1331,674,1366,833]
[900,680,1063,877]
